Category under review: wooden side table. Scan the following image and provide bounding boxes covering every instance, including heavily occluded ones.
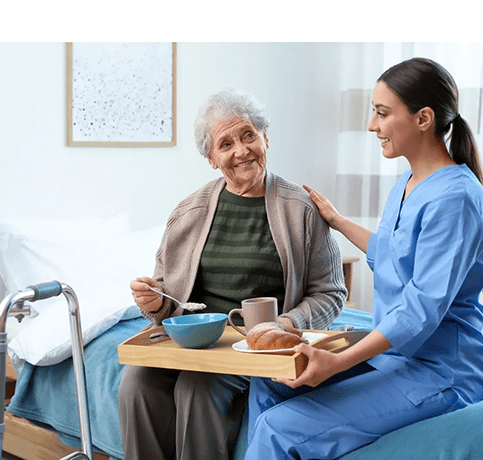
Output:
[342,257,359,308]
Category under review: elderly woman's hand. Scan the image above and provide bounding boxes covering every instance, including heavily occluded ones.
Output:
[130,277,163,313]
[303,185,343,231]
[277,316,295,329]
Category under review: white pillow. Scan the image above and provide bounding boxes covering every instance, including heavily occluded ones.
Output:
[0,214,131,293]
[1,215,165,372]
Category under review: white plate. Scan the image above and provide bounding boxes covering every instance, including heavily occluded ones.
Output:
[232,331,328,353]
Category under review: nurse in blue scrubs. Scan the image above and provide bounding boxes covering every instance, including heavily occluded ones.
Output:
[244,57,483,460]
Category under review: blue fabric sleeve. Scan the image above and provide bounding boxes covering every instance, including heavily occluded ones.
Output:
[376,192,482,356]
[366,232,378,272]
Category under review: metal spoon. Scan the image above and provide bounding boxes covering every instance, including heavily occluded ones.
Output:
[148,286,207,312]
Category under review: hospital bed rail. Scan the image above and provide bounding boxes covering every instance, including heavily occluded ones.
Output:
[0,281,93,460]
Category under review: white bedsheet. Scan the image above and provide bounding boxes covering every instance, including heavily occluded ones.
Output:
[0,214,165,372]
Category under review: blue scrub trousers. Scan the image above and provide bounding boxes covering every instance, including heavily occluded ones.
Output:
[245,364,457,460]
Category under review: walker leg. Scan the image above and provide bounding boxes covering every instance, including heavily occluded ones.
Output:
[0,281,93,460]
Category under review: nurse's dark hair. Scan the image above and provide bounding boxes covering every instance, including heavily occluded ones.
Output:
[378,57,482,184]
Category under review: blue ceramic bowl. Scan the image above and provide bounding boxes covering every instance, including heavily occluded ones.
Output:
[162,313,228,349]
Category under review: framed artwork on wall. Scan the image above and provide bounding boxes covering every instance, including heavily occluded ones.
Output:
[67,42,176,147]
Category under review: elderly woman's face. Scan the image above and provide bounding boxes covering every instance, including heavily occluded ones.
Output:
[208,117,269,197]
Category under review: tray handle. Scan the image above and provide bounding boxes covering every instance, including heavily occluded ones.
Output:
[293,330,370,378]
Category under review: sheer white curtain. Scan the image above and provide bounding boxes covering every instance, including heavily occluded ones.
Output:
[331,42,483,312]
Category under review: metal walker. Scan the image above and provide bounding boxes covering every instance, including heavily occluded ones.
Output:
[0,281,93,460]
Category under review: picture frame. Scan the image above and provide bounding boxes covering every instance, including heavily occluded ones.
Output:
[66,42,176,147]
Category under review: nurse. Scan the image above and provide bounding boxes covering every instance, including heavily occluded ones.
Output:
[244,57,483,460]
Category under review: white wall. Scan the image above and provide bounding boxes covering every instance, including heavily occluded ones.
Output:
[0,42,340,226]
[0,42,366,307]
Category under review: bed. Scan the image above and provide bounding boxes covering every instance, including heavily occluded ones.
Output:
[1,214,482,460]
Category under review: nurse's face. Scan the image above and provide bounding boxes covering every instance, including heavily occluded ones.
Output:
[367,81,422,160]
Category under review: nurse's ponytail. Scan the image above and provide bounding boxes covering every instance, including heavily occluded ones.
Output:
[450,114,482,183]
[378,57,483,184]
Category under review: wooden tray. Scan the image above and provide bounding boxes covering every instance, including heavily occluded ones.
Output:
[118,325,367,379]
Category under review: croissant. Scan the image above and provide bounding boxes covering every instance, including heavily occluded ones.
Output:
[246,322,308,350]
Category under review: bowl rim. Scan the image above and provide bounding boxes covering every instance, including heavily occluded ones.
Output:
[162,313,228,326]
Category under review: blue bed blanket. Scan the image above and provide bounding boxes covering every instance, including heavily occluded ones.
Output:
[6,307,371,459]
[329,306,373,331]
[8,316,150,460]
[8,307,482,460]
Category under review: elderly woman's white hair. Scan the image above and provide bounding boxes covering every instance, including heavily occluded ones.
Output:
[194,89,270,158]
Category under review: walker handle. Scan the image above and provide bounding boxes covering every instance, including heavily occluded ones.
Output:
[27,281,63,301]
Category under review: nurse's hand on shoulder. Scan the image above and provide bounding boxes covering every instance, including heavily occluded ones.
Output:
[304,184,373,254]
[130,276,163,313]
[275,343,340,389]
[303,185,342,231]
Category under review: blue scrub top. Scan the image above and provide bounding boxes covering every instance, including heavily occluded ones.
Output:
[367,164,483,406]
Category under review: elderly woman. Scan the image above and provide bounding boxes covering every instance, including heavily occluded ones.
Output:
[118,89,347,460]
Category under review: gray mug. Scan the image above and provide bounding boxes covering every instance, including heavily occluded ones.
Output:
[228,297,278,336]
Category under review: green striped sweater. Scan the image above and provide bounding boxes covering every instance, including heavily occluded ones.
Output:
[191,188,284,318]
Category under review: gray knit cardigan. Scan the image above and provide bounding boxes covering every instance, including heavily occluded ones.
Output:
[142,171,347,330]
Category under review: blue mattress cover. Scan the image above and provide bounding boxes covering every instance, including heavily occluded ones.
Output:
[7,307,483,460]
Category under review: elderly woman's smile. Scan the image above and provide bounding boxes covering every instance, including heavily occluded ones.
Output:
[208,117,269,197]
[236,159,256,167]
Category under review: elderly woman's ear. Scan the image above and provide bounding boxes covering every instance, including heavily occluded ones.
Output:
[208,155,218,170]
[263,132,269,149]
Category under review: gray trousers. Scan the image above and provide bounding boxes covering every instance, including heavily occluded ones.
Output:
[118,365,250,460]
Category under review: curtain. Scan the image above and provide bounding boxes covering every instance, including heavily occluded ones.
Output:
[332,42,483,312]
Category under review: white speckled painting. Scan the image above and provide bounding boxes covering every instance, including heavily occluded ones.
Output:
[67,42,176,146]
